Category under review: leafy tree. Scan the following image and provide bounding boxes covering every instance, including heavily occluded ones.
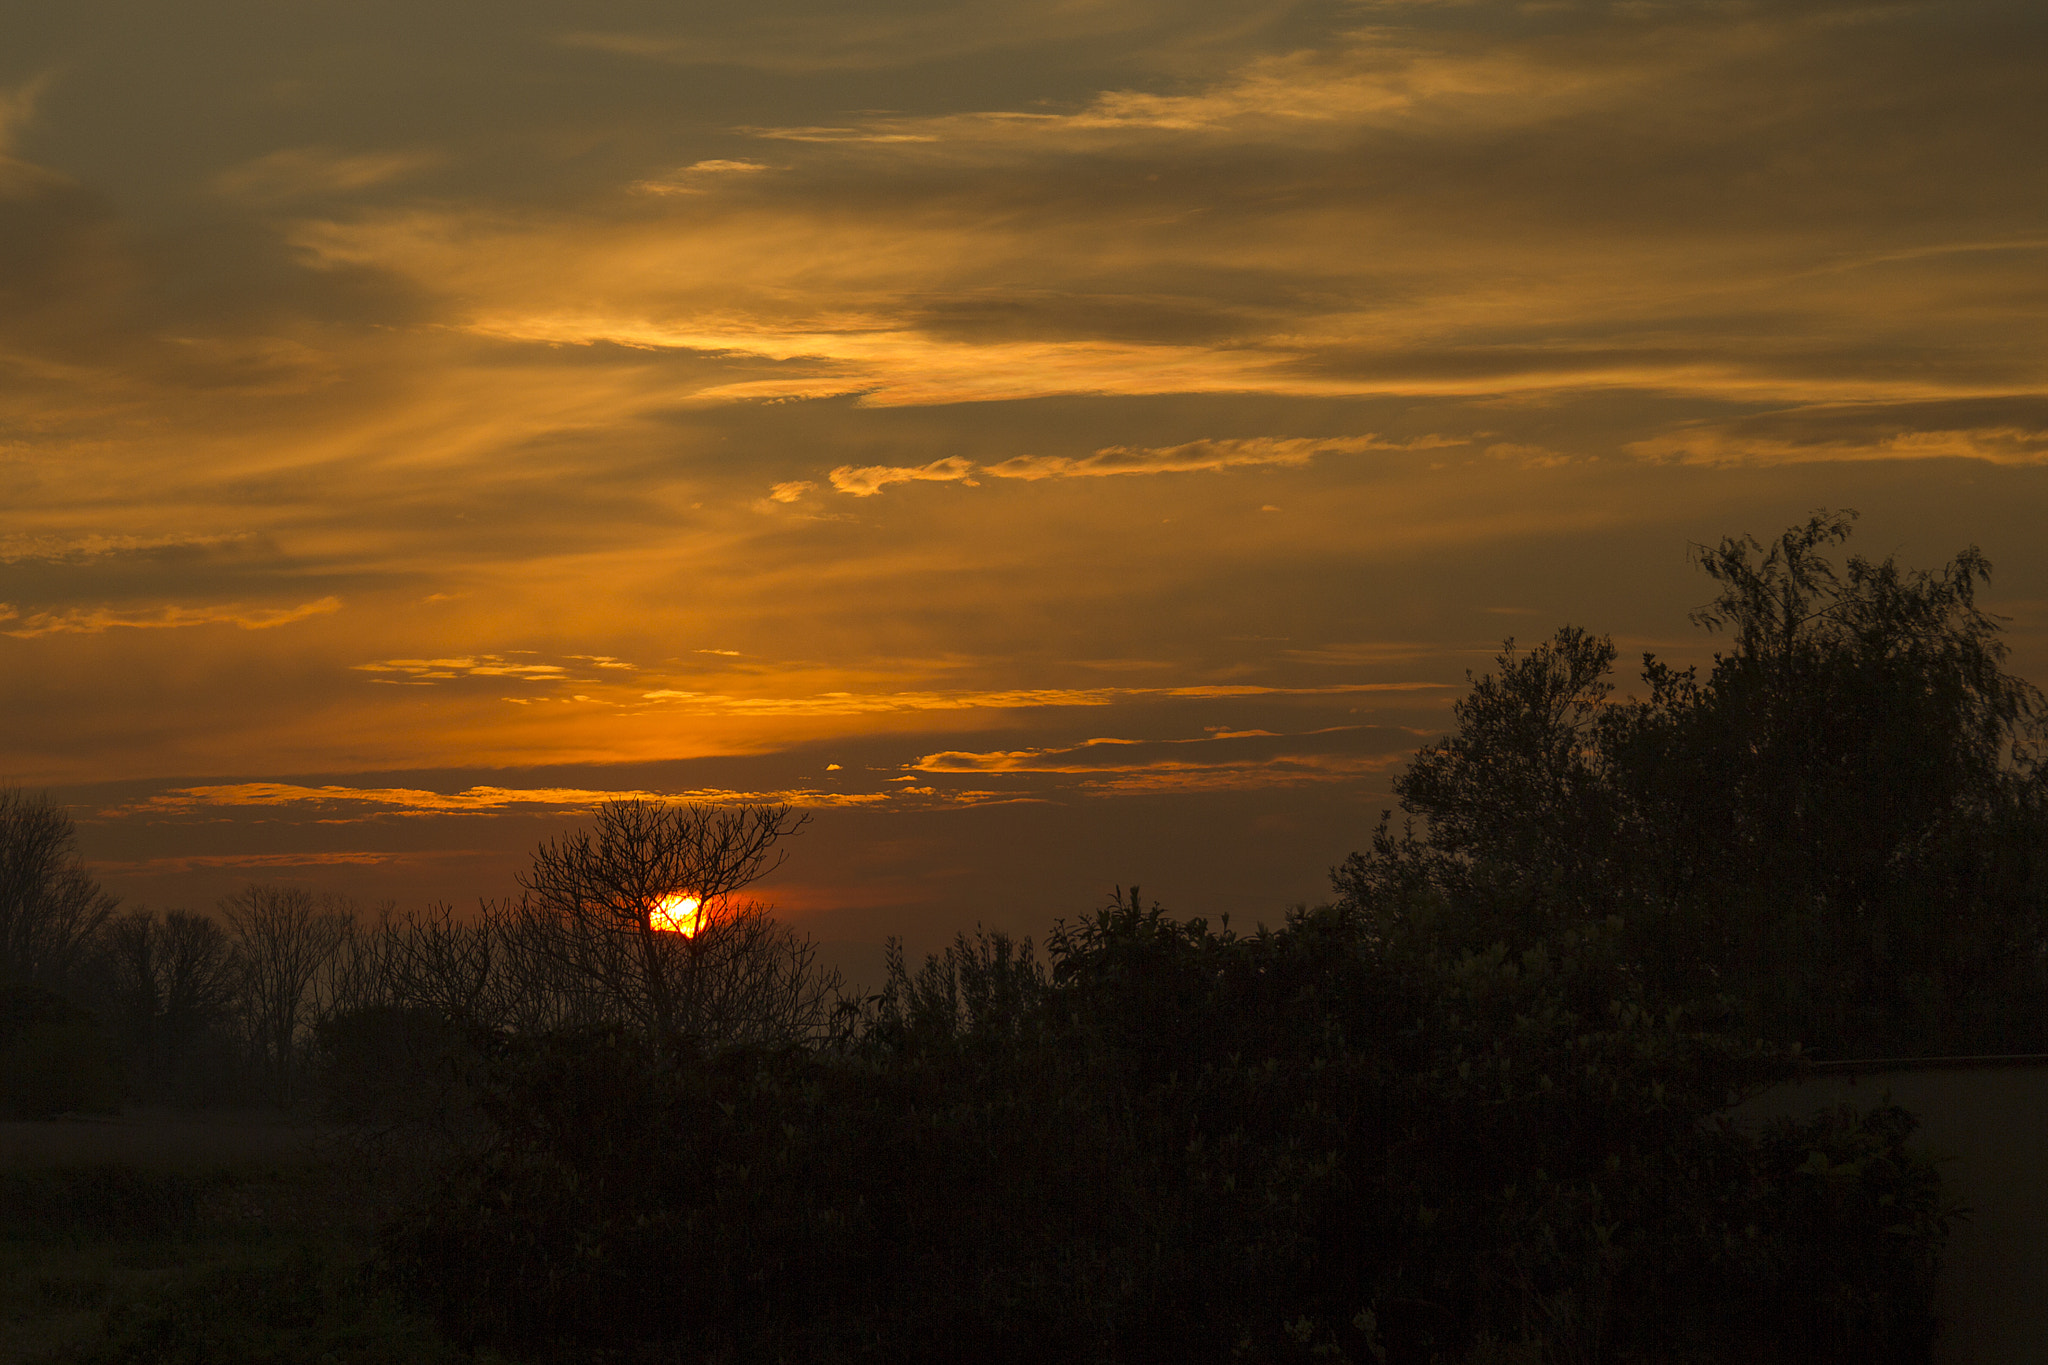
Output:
[1336,511,2048,1056]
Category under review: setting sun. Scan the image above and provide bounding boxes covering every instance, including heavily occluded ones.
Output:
[649,894,702,936]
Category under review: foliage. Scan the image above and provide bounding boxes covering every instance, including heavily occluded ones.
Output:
[0,1161,490,1365]
[378,891,1949,1364]
[0,987,122,1118]
[312,1004,480,1130]
[1335,511,2048,1057]
[0,1165,203,1244]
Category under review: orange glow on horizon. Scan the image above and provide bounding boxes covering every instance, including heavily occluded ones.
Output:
[650,893,702,935]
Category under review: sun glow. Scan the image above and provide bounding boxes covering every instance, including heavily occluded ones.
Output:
[649,893,702,935]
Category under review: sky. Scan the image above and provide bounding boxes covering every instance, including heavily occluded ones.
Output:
[4,0,2045,979]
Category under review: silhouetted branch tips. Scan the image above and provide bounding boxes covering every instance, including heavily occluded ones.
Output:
[217,883,353,1105]
[0,788,117,997]
[488,799,832,1045]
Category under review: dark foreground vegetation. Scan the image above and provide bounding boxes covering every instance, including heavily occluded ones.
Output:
[4,512,2042,1362]
[0,1123,486,1364]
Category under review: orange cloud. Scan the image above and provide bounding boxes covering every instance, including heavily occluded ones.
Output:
[354,656,572,683]
[124,783,896,819]
[822,435,1464,496]
[635,681,1452,717]
[982,434,1464,481]
[910,725,1411,790]
[0,596,341,638]
[1629,426,2048,467]
[828,456,978,496]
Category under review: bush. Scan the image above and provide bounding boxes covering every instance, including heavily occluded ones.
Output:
[376,898,1952,1364]
[313,1005,481,1130]
[0,1166,202,1244]
[0,988,121,1118]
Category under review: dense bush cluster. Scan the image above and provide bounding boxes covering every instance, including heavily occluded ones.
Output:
[379,897,1948,1364]
[1337,513,2048,1058]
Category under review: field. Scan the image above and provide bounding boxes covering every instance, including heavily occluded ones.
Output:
[0,1110,487,1363]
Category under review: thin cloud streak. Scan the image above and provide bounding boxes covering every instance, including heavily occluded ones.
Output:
[910,724,1410,780]
[122,783,896,819]
[0,596,342,638]
[827,434,1465,495]
[1630,425,2048,467]
[635,682,1454,717]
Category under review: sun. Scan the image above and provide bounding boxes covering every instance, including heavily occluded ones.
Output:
[649,893,702,935]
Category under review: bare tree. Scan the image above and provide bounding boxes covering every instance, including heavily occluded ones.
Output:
[513,801,836,1044]
[318,899,402,1024]
[219,884,352,1105]
[668,898,842,1045]
[0,789,116,995]
[379,901,514,1026]
[96,909,243,1088]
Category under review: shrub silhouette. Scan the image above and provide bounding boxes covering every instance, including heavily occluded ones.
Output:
[1338,511,2048,1057]
[0,985,121,1117]
[379,894,1948,1364]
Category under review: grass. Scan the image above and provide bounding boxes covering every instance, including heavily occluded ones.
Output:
[0,1111,499,1364]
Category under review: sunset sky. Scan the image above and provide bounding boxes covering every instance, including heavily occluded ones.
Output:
[5,0,2044,974]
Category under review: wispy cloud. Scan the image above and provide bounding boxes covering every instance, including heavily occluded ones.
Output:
[636,681,1452,717]
[0,596,340,638]
[1630,425,2048,467]
[631,158,775,195]
[213,146,441,203]
[740,126,938,145]
[983,434,1463,482]
[729,25,1669,148]
[0,532,256,564]
[828,456,978,496]
[910,725,1411,790]
[825,435,1460,496]
[123,783,895,819]
[355,655,570,683]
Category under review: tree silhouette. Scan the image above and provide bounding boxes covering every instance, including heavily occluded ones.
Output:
[512,800,833,1044]
[1337,511,2048,1055]
[95,908,242,1097]
[0,788,115,996]
[219,884,352,1104]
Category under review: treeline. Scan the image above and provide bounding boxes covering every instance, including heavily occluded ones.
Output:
[377,902,1946,1364]
[378,514,2033,1363]
[5,511,2043,1361]
[0,802,840,1117]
